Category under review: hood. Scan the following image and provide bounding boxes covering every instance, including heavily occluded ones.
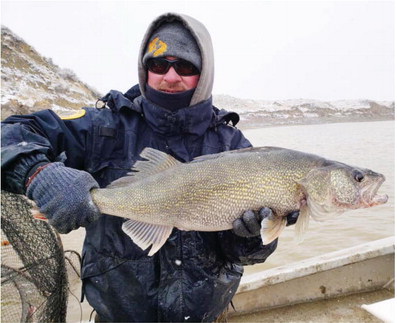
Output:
[138,12,214,107]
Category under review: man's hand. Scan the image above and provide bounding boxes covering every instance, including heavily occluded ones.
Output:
[232,207,272,238]
[26,162,101,233]
[233,208,300,238]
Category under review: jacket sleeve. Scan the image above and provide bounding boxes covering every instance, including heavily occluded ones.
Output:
[217,126,278,265]
[1,109,92,194]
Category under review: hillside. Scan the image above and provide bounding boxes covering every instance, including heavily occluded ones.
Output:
[213,96,394,129]
[1,26,394,128]
[1,26,101,120]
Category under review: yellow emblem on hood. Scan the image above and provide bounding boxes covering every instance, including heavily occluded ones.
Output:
[58,109,86,120]
[148,37,168,57]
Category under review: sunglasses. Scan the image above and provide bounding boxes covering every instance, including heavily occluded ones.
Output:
[146,58,200,76]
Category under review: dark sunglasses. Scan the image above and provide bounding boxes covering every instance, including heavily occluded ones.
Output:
[146,58,200,76]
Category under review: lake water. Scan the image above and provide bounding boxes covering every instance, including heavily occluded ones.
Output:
[61,120,394,320]
[242,120,395,274]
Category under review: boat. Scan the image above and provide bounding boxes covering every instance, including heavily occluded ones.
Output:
[230,236,395,322]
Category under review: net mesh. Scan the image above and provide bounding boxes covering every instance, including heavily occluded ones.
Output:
[1,190,82,323]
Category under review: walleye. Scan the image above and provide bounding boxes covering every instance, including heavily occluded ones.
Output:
[91,147,388,256]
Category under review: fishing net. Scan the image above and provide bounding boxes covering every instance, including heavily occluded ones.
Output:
[1,190,83,323]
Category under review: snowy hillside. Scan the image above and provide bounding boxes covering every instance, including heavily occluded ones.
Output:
[1,26,101,120]
[213,95,394,129]
[1,26,394,128]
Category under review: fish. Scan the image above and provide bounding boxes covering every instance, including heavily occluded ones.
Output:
[90,147,388,256]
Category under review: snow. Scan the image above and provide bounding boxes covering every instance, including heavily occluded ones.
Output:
[1,26,393,125]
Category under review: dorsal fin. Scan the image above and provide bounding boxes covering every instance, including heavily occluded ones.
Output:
[136,148,181,174]
[107,148,181,188]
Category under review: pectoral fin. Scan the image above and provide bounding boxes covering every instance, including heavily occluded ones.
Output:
[260,213,287,245]
[122,219,173,256]
[294,205,310,242]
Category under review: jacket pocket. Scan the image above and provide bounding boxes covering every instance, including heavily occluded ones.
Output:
[87,126,138,181]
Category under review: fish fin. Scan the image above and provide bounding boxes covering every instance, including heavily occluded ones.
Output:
[307,196,345,221]
[136,148,181,173]
[107,148,181,188]
[294,205,311,242]
[260,213,287,245]
[122,219,173,256]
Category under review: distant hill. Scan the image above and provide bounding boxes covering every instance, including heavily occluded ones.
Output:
[1,26,101,120]
[213,95,395,129]
[1,26,394,128]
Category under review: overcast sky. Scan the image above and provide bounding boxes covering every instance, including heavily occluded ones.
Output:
[1,0,394,101]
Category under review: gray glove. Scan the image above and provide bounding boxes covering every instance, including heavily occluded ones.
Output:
[26,162,100,233]
[233,207,300,238]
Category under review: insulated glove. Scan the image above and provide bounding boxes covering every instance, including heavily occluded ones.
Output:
[26,162,101,234]
[232,207,300,238]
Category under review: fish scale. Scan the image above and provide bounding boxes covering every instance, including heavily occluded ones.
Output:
[91,146,387,256]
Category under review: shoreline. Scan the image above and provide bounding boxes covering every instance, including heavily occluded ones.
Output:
[238,116,394,130]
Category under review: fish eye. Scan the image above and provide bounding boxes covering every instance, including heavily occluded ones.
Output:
[353,170,364,182]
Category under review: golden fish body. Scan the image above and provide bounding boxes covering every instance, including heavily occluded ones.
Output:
[91,147,387,256]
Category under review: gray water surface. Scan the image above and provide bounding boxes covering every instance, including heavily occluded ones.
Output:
[243,120,394,274]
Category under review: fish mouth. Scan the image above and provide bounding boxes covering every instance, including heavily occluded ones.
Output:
[360,175,388,207]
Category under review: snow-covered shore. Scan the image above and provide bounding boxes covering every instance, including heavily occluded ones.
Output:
[213,95,394,129]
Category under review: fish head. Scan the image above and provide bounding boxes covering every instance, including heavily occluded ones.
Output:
[299,164,388,217]
[328,166,388,209]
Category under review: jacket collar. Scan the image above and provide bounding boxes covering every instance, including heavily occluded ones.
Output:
[140,96,213,136]
[99,87,142,113]
[99,85,240,136]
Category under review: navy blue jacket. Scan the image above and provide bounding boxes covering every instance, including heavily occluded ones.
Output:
[1,85,277,322]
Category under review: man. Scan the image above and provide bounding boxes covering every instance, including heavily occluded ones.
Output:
[1,13,297,322]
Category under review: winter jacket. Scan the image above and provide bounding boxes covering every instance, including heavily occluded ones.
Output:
[1,85,278,322]
[1,12,278,322]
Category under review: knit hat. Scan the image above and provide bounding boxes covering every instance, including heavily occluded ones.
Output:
[143,21,202,71]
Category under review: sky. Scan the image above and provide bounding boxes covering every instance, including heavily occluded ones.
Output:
[1,0,395,101]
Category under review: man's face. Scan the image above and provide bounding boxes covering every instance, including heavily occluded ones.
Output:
[147,56,200,93]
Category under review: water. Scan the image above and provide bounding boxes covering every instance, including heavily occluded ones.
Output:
[242,120,394,274]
